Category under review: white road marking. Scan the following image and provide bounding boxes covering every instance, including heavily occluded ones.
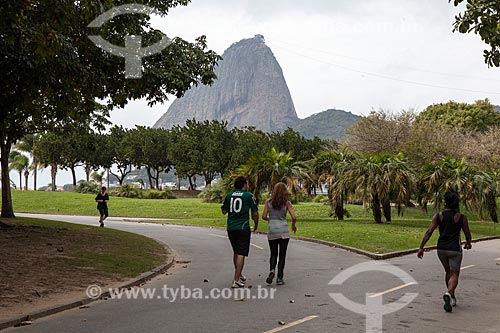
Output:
[495,258,500,261]
[263,315,318,333]
[251,243,264,250]
[208,233,264,249]
[461,265,475,270]
[208,233,226,239]
[368,282,417,298]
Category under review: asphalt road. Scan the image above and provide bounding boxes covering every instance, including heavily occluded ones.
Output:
[5,213,500,333]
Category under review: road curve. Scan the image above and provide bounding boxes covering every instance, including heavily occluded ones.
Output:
[4,213,500,333]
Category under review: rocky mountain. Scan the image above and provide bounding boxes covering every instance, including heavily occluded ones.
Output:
[293,109,360,140]
[154,35,299,132]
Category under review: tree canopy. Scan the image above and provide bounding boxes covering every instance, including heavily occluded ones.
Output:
[0,0,221,217]
[450,0,500,67]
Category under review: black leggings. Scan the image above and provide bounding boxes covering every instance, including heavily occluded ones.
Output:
[268,238,290,279]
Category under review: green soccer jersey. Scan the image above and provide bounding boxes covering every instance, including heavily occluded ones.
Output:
[221,189,258,231]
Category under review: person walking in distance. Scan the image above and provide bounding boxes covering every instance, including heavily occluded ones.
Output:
[221,176,259,288]
[95,186,109,227]
[417,191,472,312]
[262,182,297,285]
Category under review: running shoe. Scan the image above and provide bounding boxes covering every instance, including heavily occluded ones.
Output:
[276,278,285,285]
[266,271,275,285]
[443,292,452,312]
[231,280,245,288]
[239,275,247,284]
[451,296,457,307]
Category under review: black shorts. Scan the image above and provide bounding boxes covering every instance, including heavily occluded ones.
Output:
[227,230,251,256]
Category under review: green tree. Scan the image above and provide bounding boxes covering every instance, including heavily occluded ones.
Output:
[336,152,415,223]
[9,152,29,191]
[269,128,325,162]
[37,133,65,191]
[0,1,220,217]
[108,126,134,186]
[450,0,500,66]
[125,126,173,189]
[308,149,355,220]
[416,99,500,132]
[14,134,41,190]
[234,148,303,203]
[229,127,271,170]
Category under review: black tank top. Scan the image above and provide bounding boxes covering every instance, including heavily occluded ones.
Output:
[437,210,463,252]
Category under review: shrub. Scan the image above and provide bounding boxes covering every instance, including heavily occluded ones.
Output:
[313,194,329,203]
[143,189,176,199]
[75,181,99,194]
[110,184,142,198]
[199,181,224,203]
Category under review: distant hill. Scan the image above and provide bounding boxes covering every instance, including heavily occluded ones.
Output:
[292,109,360,140]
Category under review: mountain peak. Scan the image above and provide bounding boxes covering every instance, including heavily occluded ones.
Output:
[153,35,298,131]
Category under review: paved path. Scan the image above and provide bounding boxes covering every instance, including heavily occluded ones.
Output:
[5,214,500,332]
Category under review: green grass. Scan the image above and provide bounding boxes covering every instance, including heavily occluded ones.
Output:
[2,216,168,277]
[7,190,500,253]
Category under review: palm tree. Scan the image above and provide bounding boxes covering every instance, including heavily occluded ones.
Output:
[308,148,355,220]
[91,171,105,187]
[9,152,29,190]
[15,134,40,190]
[418,157,472,213]
[470,169,499,223]
[233,148,303,203]
[336,152,414,223]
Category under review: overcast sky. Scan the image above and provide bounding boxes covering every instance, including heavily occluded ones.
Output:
[13,0,500,188]
[111,0,500,127]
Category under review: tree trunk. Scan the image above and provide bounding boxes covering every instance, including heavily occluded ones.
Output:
[334,200,344,220]
[188,176,194,190]
[19,171,22,191]
[85,162,91,182]
[177,175,181,190]
[382,198,391,222]
[372,194,382,224]
[487,192,498,223]
[71,166,77,187]
[24,170,29,190]
[33,158,38,190]
[106,168,110,189]
[146,168,154,189]
[1,139,15,217]
[51,164,57,191]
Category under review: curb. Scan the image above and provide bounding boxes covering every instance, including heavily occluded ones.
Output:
[0,249,175,331]
[154,221,500,259]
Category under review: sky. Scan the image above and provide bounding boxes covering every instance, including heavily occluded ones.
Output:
[11,0,500,189]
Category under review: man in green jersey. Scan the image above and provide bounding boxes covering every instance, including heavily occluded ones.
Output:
[221,175,259,288]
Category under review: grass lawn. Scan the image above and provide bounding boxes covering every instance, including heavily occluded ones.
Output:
[8,190,500,253]
[0,216,168,315]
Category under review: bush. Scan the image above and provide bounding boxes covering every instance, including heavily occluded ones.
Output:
[110,184,142,198]
[143,189,176,199]
[75,181,99,194]
[313,194,329,203]
[199,181,224,203]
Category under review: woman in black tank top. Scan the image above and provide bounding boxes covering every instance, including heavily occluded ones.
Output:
[417,191,472,313]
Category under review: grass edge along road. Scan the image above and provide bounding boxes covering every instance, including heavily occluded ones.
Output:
[8,191,500,254]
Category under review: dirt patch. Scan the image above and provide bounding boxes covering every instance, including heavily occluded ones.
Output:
[0,219,168,322]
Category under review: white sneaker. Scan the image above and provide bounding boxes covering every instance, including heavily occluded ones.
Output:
[239,275,247,284]
[231,280,245,288]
